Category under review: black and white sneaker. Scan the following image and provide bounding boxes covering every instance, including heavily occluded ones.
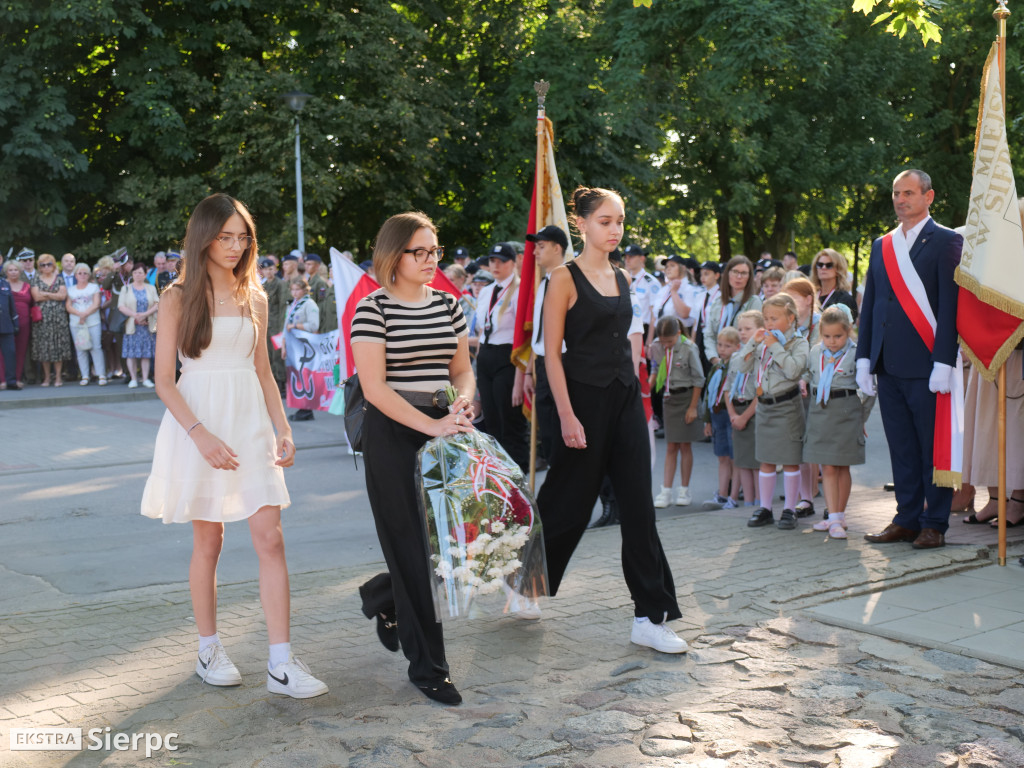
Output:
[196,643,242,686]
[267,655,328,699]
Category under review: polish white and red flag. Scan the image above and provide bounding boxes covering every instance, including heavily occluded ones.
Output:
[956,42,1024,380]
[330,246,463,378]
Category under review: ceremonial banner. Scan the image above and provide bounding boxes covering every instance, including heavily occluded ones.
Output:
[512,115,572,373]
[285,328,340,410]
[956,42,1024,380]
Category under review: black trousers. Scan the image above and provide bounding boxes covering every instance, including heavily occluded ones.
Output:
[537,377,681,622]
[476,343,530,470]
[359,402,449,685]
[0,333,15,386]
[534,356,557,461]
[877,371,953,533]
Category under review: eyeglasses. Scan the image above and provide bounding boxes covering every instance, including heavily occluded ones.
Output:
[816,262,834,270]
[403,246,444,263]
[214,235,254,250]
[39,262,55,267]
[730,270,750,278]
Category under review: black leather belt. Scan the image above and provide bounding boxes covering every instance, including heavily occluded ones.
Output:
[732,398,752,406]
[811,388,857,399]
[396,389,451,409]
[758,388,800,405]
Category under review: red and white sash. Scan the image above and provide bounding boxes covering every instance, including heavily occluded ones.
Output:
[880,229,964,489]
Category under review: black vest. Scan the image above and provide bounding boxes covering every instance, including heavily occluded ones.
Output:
[562,261,635,387]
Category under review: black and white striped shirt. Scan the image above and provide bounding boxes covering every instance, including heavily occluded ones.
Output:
[350,289,468,393]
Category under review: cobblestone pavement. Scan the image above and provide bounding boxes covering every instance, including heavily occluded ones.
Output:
[2,488,1022,768]
[2,395,1023,767]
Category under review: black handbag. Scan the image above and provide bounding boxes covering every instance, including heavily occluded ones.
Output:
[343,372,367,451]
[343,295,385,451]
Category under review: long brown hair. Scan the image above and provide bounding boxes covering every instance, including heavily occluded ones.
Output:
[719,255,755,305]
[174,193,261,358]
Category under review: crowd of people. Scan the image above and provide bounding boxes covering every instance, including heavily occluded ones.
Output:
[0,245,339,401]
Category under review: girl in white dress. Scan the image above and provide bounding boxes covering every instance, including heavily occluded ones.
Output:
[141,193,327,699]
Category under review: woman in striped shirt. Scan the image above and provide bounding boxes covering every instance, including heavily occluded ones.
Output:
[350,212,475,706]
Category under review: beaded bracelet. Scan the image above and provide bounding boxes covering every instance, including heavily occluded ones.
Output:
[186,420,203,436]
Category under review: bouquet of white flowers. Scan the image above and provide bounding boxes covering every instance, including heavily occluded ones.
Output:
[417,430,548,620]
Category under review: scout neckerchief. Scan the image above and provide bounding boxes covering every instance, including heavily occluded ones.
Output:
[286,295,310,326]
[755,329,787,396]
[880,226,963,488]
[816,341,853,406]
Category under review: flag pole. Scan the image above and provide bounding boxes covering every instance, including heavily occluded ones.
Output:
[994,0,1011,565]
[528,81,549,494]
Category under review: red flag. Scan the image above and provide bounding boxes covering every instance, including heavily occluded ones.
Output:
[513,115,572,373]
[330,249,380,378]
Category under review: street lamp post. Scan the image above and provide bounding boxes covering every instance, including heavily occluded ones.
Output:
[282,90,312,255]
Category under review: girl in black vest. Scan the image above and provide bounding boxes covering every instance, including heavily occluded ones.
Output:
[536,186,686,654]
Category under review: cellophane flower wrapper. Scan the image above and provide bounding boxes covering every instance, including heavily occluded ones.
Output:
[417,431,548,621]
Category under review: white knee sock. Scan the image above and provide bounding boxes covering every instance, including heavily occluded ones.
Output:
[758,471,776,511]
[783,471,801,510]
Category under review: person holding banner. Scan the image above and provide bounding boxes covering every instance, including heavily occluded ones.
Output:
[522,224,570,464]
[142,193,328,699]
[475,243,530,471]
[350,212,475,706]
[283,278,320,422]
[537,186,686,654]
[857,169,963,550]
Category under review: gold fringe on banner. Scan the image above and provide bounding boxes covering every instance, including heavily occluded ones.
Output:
[933,469,963,491]
[955,267,1024,321]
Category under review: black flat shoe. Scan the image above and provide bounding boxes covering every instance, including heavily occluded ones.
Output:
[747,508,774,527]
[963,513,996,525]
[416,678,462,705]
[794,500,815,518]
[376,612,398,652]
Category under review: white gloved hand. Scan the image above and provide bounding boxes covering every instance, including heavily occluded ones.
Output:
[929,362,954,394]
[856,358,876,396]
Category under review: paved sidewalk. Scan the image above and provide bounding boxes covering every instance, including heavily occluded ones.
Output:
[1,489,1022,767]
[2,396,1024,767]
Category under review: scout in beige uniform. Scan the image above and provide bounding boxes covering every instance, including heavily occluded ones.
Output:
[803,306,874,538]
[734,293,809,530]
[725,309,764,509]
[650,316,704,508]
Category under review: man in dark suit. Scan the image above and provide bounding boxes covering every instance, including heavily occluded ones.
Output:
[856,169,962,549]
[0,273,20,390]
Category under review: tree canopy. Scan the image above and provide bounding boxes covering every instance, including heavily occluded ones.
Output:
[1,0,1019,265]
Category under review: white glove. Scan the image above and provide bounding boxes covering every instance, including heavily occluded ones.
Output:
[856,358,876,397]
[929,362,954,394]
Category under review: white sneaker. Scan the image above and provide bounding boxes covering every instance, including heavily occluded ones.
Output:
[267,655,328,699]
[142,379,155,388]
[721,497,739,510]
[505,590,542,620]
[702,494,728,510]
[195,643,242,686]
[674,487,691,506]
[630,619,689,654]
[654,486,673,508]
[128,380,139,389]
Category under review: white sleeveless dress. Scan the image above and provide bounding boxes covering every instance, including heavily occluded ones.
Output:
[141,316,290,524]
